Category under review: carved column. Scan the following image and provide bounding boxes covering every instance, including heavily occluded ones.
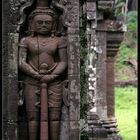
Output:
[86,0,125,139]
[2,0,20,139]
[102,22,124,139]
[67,0,80,139]
[86,1,109,139]
[60,0,80,138]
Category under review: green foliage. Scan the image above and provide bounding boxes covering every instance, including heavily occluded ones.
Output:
[80,1,88,119]
[115,86,137,140]
[115,1,125,17]
[81,131,88,140]
[127,11,137,30]
[80,0,87,5]
[126,11,137,44]
[115,42,137,69]
[115,10,137,81]
[80,31,88,119]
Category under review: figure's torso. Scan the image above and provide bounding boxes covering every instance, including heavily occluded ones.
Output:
[25,36,60,71]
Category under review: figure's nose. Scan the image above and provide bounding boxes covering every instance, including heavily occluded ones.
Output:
[42,21,47,26]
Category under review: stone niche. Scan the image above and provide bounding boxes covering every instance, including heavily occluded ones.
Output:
[2,0,80,140]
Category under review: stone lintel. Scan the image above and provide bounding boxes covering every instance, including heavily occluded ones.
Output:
[106,20,124,32]
[97,20,125,32]
[97,0,114,11]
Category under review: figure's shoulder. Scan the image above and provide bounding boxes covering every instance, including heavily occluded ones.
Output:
[19,36,30,44]
[55,36,67,48]
[19,36,33,47]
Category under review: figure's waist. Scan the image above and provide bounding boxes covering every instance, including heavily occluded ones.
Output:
[22,75,62,86]
[29,62,57,74]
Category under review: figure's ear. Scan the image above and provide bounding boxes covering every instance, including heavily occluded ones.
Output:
[28,19,35,35]
[51,21,57,37]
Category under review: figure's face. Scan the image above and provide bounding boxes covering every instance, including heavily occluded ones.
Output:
[33,14,53,35]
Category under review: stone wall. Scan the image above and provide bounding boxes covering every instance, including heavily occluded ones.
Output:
[2,0,80,140]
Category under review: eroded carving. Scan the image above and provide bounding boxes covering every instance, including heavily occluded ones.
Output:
[18,0,68,139]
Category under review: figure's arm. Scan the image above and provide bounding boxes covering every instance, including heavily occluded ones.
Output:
[51,46,67,76]
[41,37,67,83]
[18,38,42,80]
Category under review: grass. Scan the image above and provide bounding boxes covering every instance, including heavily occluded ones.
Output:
[115,86,137,140]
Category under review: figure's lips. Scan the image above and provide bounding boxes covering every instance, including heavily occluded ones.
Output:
[38,27,49,30]
[40,28,48,31]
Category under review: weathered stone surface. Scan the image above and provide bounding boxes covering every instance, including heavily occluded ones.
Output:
[18,121,28,140]
[96,31,108,120]
[68,35,80,75]
[67,0,80,139]
[69,75,80,121]
[106,59,115,117]
[60,121,70,140]
[67,1,79,28]
[2,0,20,138]
[6,123,18,140]
[61,105,69,121]
[7,33,19,121]
[69,121,80,140]
[98,0,114,11]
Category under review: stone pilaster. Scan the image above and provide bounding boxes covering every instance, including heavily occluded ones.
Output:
[102,21,124,139]
[2,0,19,139]
[86,1,109,139]
[65,0,80,139]
[86,0,125,138]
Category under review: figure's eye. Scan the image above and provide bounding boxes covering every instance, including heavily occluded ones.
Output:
[37,21,43,24]
[36,20,52,26]
[46,21,51,24]
[44,21,52,25]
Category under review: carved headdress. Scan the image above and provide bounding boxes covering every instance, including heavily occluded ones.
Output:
[28,0,56,34]
[29,0,55,19]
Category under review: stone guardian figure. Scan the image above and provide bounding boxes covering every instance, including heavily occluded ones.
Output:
[18,0,68,139]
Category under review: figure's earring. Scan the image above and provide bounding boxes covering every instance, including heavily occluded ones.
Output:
[30,30,35,37]
[28,20,35,36]
[51,30,55,37]
[51,22,57,37]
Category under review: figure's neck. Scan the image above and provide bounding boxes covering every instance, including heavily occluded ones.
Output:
[33,31,52,37]
[37,34,51,38]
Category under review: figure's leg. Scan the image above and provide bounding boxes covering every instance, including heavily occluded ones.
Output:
[28,120,39,140]
[48,81,62,140]
[49,107,61,140]
[24,84,40,140]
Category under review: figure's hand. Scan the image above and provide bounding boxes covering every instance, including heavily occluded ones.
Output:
[40,75,58,83]
[34,73,44,80]
[40,75,52,83]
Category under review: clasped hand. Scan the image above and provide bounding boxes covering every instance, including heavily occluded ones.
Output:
[40,75,54,83]
[34,73,56,83]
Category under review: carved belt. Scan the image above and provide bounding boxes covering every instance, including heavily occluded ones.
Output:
[29,62,57,74]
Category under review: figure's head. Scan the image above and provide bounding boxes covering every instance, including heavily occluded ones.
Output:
[28,8,56,35]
